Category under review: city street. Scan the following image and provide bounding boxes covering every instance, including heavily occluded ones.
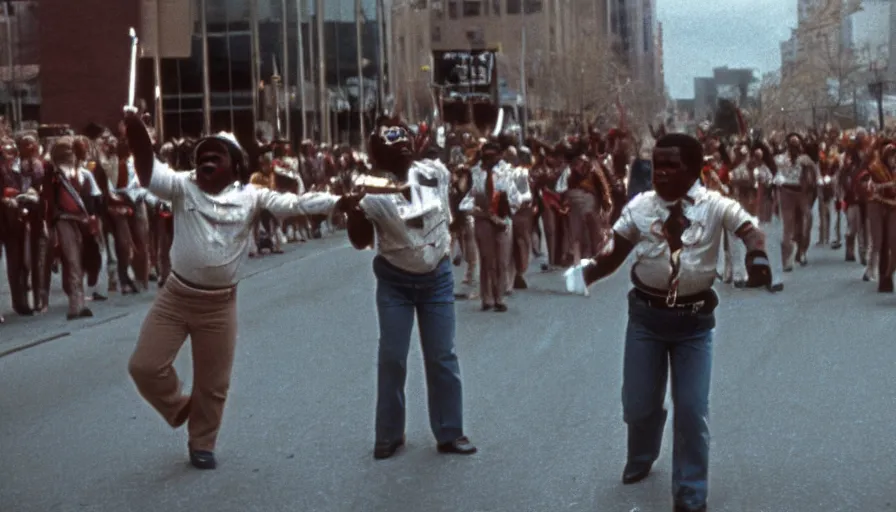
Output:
[1,235,895,512]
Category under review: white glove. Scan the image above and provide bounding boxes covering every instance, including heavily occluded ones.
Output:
[563,259,592,296]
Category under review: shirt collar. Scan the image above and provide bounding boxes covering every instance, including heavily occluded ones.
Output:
[655,181,703,208]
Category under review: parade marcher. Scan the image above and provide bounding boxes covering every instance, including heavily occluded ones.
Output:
[44,137,103,320]
[123,112,346,470]
[754,149,785,292]
[860,143,896,292]
[564,133,770,512]
[507,146,534,290]
[248,149,285,256]
[344,115,477,460]
[773,133,816,270]
[458,140,521,311]
[839,139,870,270]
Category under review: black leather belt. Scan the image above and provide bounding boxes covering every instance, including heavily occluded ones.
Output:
[172,271,235,291]
[632,288,717,314]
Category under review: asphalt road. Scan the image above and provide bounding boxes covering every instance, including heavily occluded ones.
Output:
[2,232,896,512]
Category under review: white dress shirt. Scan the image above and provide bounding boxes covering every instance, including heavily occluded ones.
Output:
[614,182,756,295]
[148,159,339,287]
[457,161,522,218]
[358,159,453,274]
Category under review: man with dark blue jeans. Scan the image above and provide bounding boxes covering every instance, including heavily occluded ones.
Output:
[373,255,466,452]
[565,133,771,512]
[345,115,476,460]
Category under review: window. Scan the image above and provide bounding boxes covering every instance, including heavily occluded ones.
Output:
[448,0,458,19]
[432,26,441,43]
[463,0,481,17]
[524,0,542,13]
[507,0,520,14]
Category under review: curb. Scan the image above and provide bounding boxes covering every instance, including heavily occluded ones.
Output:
[0,240,351,360]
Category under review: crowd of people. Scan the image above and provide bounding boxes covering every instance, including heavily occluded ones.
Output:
[1,116,895,320]
[3,105,895,512]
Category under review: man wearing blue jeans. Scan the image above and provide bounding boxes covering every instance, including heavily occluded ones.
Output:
[345,115,476,460]
[565,133,771,512]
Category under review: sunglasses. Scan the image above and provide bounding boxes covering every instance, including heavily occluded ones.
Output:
[379,126,409,145]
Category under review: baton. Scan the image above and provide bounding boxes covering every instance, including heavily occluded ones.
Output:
[128,27,139,108]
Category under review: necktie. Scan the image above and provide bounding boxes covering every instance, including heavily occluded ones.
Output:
[485,169,495,214]
[662,202,691,304]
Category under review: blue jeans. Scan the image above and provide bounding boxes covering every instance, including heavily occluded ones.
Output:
[622,289,715,510]
[373,255,464,444]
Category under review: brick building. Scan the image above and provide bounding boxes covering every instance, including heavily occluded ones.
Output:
[38,0,147,130]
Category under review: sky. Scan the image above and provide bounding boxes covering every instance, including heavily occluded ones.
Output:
[657,0,797,99]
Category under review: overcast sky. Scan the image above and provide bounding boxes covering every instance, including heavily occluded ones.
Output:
[657,0,797,99]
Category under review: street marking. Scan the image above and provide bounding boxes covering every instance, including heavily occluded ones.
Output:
[0,332,70,359]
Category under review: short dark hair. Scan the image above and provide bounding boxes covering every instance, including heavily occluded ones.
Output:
[655,133,703,175]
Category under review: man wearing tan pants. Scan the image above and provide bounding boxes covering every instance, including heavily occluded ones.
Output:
[122,112,344,469]
[773,134,816,271]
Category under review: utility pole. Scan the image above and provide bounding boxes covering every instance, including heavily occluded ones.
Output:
[199,0,211,134]
[281,0,290,141]
[296,0,307,140]
[355,0,366,146]
[316,0,330,144]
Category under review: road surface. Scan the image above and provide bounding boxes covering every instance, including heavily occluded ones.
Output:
[1,236,895,512]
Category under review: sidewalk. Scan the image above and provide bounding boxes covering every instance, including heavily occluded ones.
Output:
[0,234,350,357]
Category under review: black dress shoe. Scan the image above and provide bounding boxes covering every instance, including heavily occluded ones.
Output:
[513,275,528,289]
[767,283,784,293]
[373,436,405,460]
[189,448,217,470]
[436,436,477,455]
[92,292,108,301]
[621,462,652,484]
[481,304,493,311]
[494,304,508,312]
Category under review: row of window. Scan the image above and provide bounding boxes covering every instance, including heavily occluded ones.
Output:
[434,0,543,19]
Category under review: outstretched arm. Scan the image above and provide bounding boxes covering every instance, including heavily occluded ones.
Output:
[123,112,154,187]
[582,231,635,286]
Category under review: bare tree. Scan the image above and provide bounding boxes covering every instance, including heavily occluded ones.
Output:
[775,0,864,128]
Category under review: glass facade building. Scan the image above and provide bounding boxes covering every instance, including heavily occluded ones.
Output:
[159,0,382,145]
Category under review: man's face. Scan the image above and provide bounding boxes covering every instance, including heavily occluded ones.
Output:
[55,145,76,167]
[481,149,500,169]
[652,147,695,201]
[18,139,36,158]
[788,136,801,154]
[195,140,233,190]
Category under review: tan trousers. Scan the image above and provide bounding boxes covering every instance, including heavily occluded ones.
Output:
[474,217,511,307]
[111,207,150,290]
[866,201,896,280]
[778,187,810,267]
[509,206,533,287]
[56,219,86,315]
[128,273,238,452]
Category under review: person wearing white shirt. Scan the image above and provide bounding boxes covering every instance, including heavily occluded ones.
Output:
[122,112,347,470]
[344,116,477,460]
[458,141,522,311]
[564,134,770,512]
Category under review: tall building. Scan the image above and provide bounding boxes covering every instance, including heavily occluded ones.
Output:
[389,0,611,116]
[39,0,383,144]
[844,0,890,67]
[609,0,660,94]
[0,0,40,124]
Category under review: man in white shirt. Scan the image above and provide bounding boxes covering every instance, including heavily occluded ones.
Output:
[123,112,350,470]
[564,133,770,512]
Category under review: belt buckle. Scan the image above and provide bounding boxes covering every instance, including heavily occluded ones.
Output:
[690,300,705,314]
[665,288,678,307]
